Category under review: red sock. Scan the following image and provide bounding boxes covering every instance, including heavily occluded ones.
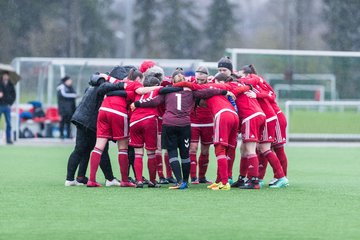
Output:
[164,153,172,178]
[227,147,235,178]
[134,153,143,182]
[274,146,288,176]
[240,156,248,177]
[190,152,197,179]
[198,154,209,179]
[89,148,102,182]
[147,153,157,183]
[258,153,268,179]
[118,149,129,182]
[215,145,228,185]
[215,167,221,183]
[155,153,165,178]
[263,150,285,179]
[246,154,259,179]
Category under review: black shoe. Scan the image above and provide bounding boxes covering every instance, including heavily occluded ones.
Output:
[198,177,213,184]
[128,177,136,184]
[142,176,150,184]
[148,181,161,188]
[191,177,199,184]
[231,176,246,188]
[239,177,260,189]
[159,177,169,184]
[166,176,177,184]
[135,181,144,188]
[6,140,13,145]
[76,176,89,184]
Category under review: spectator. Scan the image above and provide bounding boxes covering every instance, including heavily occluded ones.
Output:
[57,76,77,139]
[0,72,16,144]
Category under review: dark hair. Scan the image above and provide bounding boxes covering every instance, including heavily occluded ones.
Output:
[214,72,232,83]
[143,76,160,87]
[128,68,143,81]
[109,65,128,79]
[61,76,71,83]
[241,64,257,75]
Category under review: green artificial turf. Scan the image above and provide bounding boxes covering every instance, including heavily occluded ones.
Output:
[0,145,359,240]
[289,110,360,134]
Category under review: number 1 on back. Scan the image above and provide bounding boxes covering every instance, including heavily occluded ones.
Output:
[175,93,182,111]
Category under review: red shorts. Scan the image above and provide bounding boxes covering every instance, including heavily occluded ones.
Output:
[240,113,266,143]
[273,111,287,146]
[260,115,277,143]
[191,124,213,145]
[213,110,239,148]
[129,117,158,150]
[97,108,128,140]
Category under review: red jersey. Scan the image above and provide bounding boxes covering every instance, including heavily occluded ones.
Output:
[190,105,213,125]
[191,82,237,118]
[228,81,265,122]
[189,80,213,124]
[100,80,142,114]
[260,80,282,114]
[241,74,276,118]
[130,89,161,126]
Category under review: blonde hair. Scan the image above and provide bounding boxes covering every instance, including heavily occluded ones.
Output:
[173,74,185,83]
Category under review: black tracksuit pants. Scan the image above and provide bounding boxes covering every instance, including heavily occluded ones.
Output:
[66,125,114,181]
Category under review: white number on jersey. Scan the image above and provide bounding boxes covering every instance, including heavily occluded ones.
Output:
[175,93,182,111]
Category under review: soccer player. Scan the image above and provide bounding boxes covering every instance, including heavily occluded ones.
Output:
[65,74,126,187]
[240,71,289,188]
[142,64,173,184]
[129,76,162,188]
[241,65,288,181]
[134,69,231,190]
[216,57,241,184]
[214,74,266,189]
[173,72,251,190]
[87,67,158,187]
[189,66,213,184]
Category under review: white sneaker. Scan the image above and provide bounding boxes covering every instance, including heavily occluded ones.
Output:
[65,180,76,186]
[65,180,84,186]
[105,178,121,187]
[268,178,278,186]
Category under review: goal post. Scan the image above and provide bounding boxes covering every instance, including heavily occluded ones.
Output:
[264,73,336,101]
[274,84,325,101]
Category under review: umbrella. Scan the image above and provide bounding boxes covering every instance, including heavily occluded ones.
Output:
[0,63,21,85]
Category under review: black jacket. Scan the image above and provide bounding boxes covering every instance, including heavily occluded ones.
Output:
[71,82,126,132]
[57,83,77,116]
[0,81,16,106]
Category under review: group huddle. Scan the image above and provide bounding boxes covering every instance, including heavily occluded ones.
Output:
[65,57,289,190]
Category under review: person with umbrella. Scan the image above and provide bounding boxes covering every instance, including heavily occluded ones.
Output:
[0,71,16,144]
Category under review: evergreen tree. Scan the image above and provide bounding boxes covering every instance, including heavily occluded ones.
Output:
[323,0,360,51]
[133,0,159,57]
[205,0,235,61]
[159,0,200,59]
[322,0,360,98]
[0,0,115,62]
